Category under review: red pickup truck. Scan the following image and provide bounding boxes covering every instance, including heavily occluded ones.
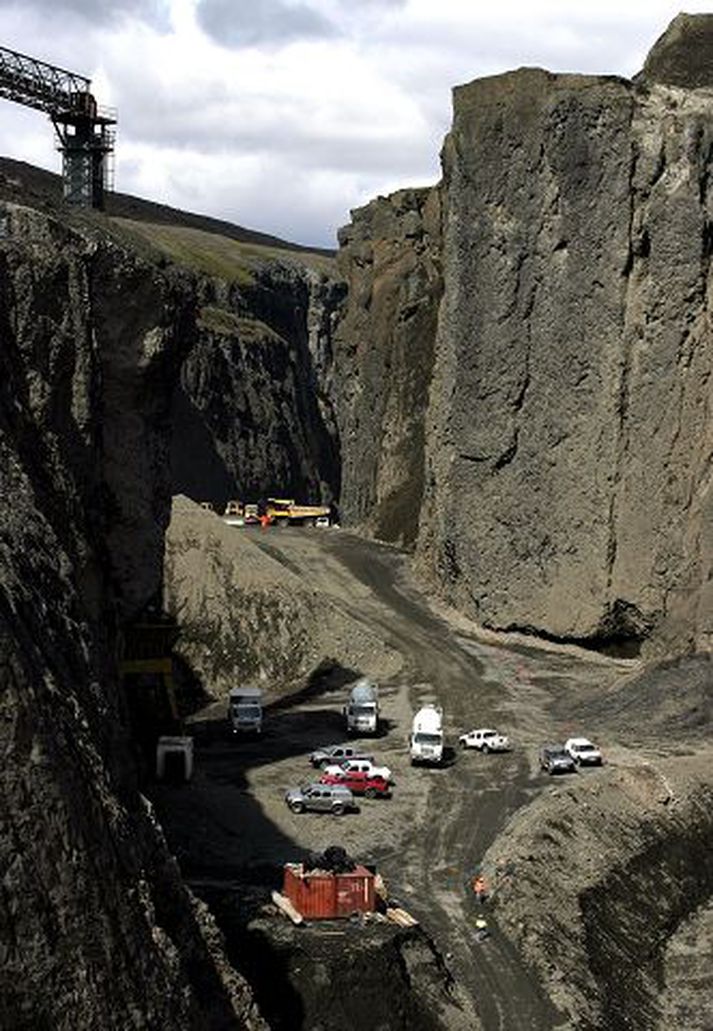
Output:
[320,769,392,799]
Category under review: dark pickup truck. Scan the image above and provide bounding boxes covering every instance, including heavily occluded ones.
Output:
[309,744,373,769]
[539,744,577,775]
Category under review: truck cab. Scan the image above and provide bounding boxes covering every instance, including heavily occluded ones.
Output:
[228,686,263,734]
[410,704,444,765]
[344,677,379,735]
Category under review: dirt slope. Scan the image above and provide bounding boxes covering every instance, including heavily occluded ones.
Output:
[151,526,713,1029]
[164,497,401,697]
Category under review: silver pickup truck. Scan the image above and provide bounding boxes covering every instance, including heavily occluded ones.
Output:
[285,783,356,815]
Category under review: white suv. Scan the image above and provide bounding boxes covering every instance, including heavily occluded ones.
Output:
[564,737,603,766]
[459,728,509,753]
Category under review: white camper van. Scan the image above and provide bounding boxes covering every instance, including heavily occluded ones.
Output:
[344,677,380,734]
[228,687,263,734]
[410,704,444,764]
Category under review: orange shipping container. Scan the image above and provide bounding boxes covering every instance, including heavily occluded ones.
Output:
[283,863,376,920]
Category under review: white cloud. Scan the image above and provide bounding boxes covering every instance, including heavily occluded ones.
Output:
[1,0,712,246]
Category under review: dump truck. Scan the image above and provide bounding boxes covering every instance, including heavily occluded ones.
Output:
[228,686,263,734]
[344,677,380,734]
[266,498,331,527]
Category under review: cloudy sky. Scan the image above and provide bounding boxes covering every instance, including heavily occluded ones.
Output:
[0,0,710,246]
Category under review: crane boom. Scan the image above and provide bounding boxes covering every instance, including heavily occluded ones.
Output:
[0,44,90,116]
[0,42,116,209]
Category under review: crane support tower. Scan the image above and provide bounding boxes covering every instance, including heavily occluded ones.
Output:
[0,43,116,209]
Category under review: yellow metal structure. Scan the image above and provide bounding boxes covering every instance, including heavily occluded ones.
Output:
[120,620,180,725]
[266,497,330,525]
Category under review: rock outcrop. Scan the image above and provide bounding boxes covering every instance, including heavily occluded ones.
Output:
[484,754,713,1029]
[336,15,713,653]
[172,263,344,512]
[0,199,260,1029]
[334,189,442,547]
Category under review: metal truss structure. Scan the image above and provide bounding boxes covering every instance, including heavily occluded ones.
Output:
[0,44,116,209]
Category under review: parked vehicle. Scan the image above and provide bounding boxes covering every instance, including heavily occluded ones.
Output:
[266,497,331,527]
[285,783,356,815]
[564,737,603,766]
[223,500,245,527]
[320,769,392,798]
[243,503,260,525]
[539,744,576,775]
[322,757,393,781]
[410,704,444,764]
[344,677,380,735]
[228,687,263,734]
[459,728,509,752]
[309,744,373,769]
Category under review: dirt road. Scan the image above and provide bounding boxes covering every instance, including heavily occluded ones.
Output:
[150,528,634,1029]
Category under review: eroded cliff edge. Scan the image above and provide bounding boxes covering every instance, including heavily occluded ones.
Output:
[337,15,713,654]
[0,201,261,1029]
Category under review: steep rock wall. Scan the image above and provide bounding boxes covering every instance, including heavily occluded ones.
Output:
[171,262,344,512]
[334,188,442,547]
[421,63,713,649]
[0,200,260,1029]
[336,16,713,651]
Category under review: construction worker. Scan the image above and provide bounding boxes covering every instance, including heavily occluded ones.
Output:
[259,513,270,530]
[472,874,488,903]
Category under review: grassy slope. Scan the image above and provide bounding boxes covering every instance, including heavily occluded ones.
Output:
[0,156,336,282]
[113,217,335,286]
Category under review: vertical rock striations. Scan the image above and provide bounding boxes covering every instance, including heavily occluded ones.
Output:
[420,67,640,644]
[334,188,442,547]
[0,201,260,1029]
[336,15,713,653]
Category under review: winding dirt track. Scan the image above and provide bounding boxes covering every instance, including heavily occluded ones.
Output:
[152,528,630,1029]
[251,530,625,1029]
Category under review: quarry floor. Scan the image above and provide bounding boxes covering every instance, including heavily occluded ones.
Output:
[149,529,713,1030]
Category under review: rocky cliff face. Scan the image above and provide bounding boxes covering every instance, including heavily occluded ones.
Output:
[334,189,442,547]
[337,14,713,653]
[171,260,343,513]
[0,198,260,1029]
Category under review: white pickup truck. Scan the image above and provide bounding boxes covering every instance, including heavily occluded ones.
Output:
[564,737,603,766]
[458,728,509,753]
[322,757,393,782]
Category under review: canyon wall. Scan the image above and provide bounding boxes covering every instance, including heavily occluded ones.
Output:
[337,14,713,653]
[0,199,259,1029]
[172,262,343,512]
[334,188,442,547]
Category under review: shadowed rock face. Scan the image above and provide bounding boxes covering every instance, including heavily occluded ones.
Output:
[336,18,713,653]
[172,265,344,512]
[0,201,261,1030]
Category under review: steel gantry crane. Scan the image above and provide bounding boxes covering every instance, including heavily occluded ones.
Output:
[0,43,116,209]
